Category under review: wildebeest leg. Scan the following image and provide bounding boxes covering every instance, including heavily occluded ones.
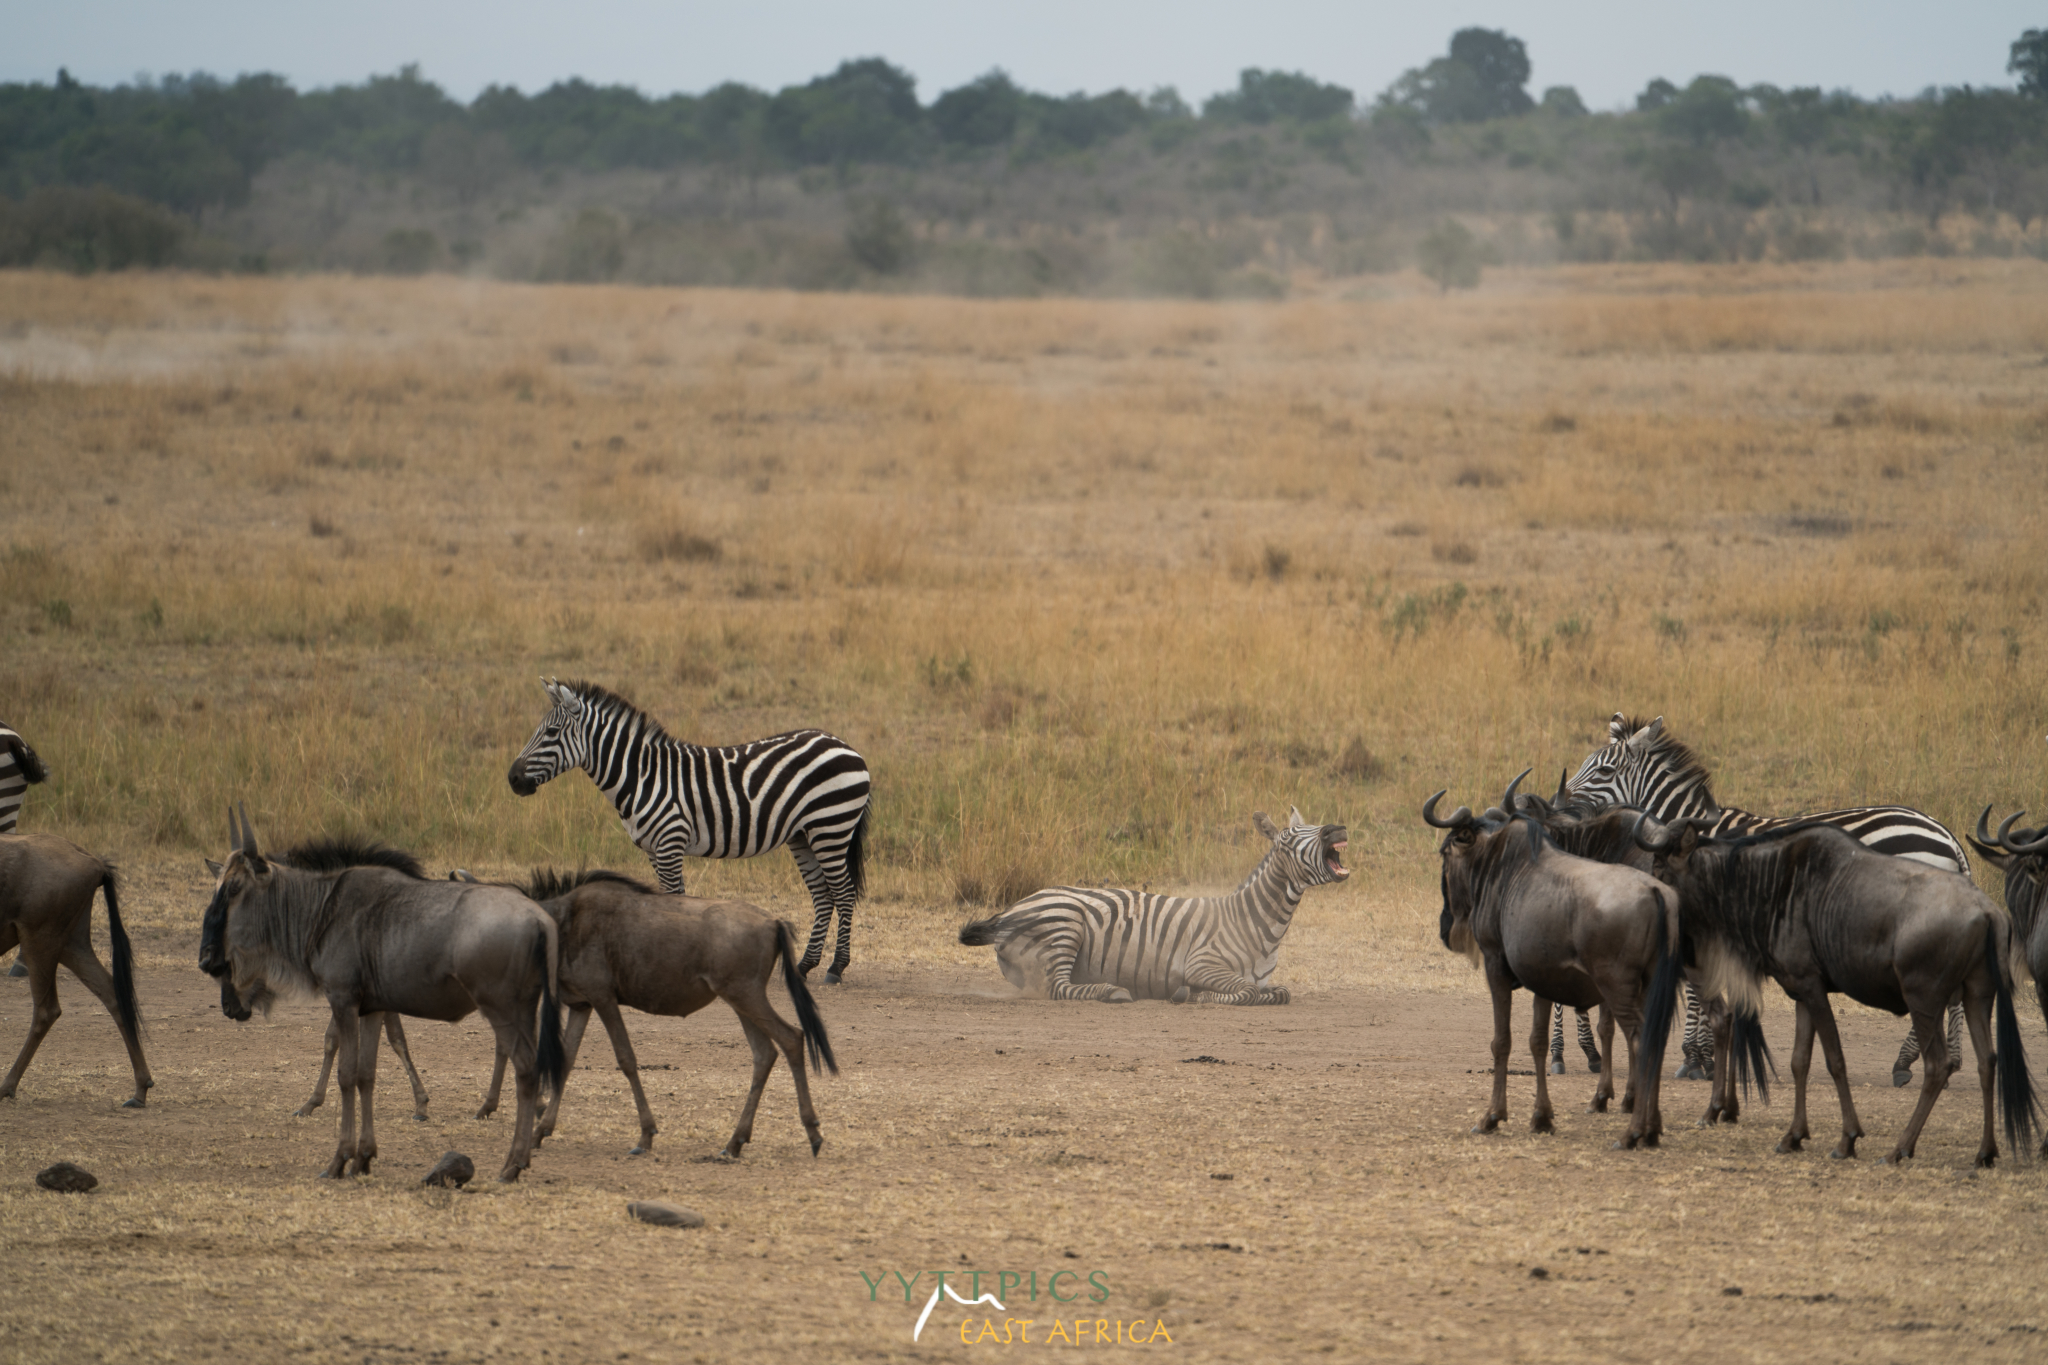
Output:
[383,1015,429,1121]
[1620,998,1667,1151]
[726,977,825,1157]
[1803,996,1864,1160]
[298,1017,340,1117]
[581,1002,660,1153]
[1586,1006,1613,1113]
[54,931,154,1107]
[1776,1001,1816,1154]
[347,1012,382,1176]
[476,1047,509,1120]
[0,948,62,1101]
[1701,996,1737,1126]
[1475,965,1513,1134]
[1961,988,1997,1168]
[323,1003,365,1178]
[537,1004,595,1145]
[1884,1004,1958,1166]
[487,1012,541,1182]
[1527,994,1555,1134]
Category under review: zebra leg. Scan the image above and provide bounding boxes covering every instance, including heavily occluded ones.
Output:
[1549,1002,1566,1075]
[1891,1020,1922,1087]
[1046,961,1131,1003]
[828,898,854,984]
[1183,971,1288,1005]
[1943,1001,1963,1080]
[1577,1007,1602,1073]
[787,838,836,978]
[1676,984,1709,1080]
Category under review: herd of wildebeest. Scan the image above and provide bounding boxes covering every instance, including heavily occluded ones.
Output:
[5,695,2048,1186]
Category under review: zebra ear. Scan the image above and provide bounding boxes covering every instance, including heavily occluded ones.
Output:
[1625,716,1665,751]
[1253,810,1281,841]
[1607,712,1630,742]
[1287,805,1307,830]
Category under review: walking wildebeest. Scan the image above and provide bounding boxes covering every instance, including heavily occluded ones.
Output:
[465,869,837,1158]
[1969,806,2048,1151]
[199,808,565,1181]
[1513,788,1773,1129]
[1633,816,2038,1167]
[206,837,435,1122]
[0,833,153,1107]
[1426,773,1678,1148]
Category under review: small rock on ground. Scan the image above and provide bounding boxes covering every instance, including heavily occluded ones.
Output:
[421,1152,475,1188]
[36,1162,97,1193]
[628,1200,705,1228]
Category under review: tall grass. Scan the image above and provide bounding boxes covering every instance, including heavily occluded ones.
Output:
[3,262,2044,975]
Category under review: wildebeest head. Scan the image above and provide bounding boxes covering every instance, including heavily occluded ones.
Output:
[1251,806,1350,889]
[1424,770,1541,960]
[1627,809,1720,879]
[199,804,276,1021]
[1971,805,2048,935]
[508,678,591,797]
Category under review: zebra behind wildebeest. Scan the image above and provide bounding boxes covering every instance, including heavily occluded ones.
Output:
[0,832,153,1107]
[1427,774,1683,1146]
[200,808,566,1181]
[1561,712,1967,1086]
[2,720,50,978]
[958,807,1347,1003]
[1633,816,2037,1167]
[508,679,872,984]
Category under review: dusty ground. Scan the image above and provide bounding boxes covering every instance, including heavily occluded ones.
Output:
[4,875,2048,1365]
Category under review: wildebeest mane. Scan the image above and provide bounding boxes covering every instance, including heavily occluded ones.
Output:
[1534,805,1653,865]
[1668,823,1867,975]
[565,680,671,743]
[522,867,658,901]
[276,836,427,879]
[1444,814,1549,948]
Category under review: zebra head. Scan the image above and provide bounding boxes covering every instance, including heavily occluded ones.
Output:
[508,679,592,797]
[1560,712,1715,821]
[1252,806,1350,888]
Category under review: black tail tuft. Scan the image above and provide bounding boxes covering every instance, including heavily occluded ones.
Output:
[533,928,567,1101]
[1989,921,2039,1158]
[847,804,869,902]
[101,869,143,1040]
[1635,913,1685,1101]
[778,921,839,1076]
[958,916,1002,947]
[1729,1006,1774,1105]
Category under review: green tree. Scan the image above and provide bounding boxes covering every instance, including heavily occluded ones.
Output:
[1202,69,1354,124]
[2012,28,2048,98]
[1417,218,1482,290]
[1659,76,1747,143]
[1378,28,1534,124]
[931,70,1022,147]
[764,58,923,167]
[1540,86,1587,117]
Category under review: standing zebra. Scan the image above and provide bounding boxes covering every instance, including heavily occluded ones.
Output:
[507,679,871,983]
[958,808,1347,1003]
[1560,713,1966,1084]
[2,721,50,978]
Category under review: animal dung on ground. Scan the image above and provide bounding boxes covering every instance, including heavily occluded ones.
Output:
[628,1200,706,1228]
[421,1151,475,1188]
[36,1161,98,1193]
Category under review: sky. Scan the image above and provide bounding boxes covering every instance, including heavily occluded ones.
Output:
[4,1,2039,111]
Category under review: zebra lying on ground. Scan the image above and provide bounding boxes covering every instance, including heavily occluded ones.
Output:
[2,720,49,978]
[958,807,1347,1003]
[1562,712,1968,1084]
[507,678,872,983]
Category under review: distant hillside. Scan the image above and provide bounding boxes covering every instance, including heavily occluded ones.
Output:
[4,27,2046,292]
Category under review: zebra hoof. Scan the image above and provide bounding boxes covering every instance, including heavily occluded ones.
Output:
[1548,1059,1565,1075]
[824,972,842,985]
[1170,987,1191,1004]
[1891,1069,1912,1088]
[1103,988,1133,1004]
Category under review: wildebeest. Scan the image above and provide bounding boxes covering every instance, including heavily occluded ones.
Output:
[199,809,565,1181]
[1426,773,1677,1147]
[205,837,436,1122]
[1970,807,2048,1146]
[958,808,1347,1004]
[1634,817,2037,1166]
[0,833,153,1107]
[465,869,837,1158]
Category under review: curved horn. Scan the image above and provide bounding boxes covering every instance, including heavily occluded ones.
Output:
[1997,810,2048,856]
[227,805,241,854]
[1500,767,1532,814]
[1554,768,1569,802]
[1976,804,1997,849]
[1630,810,1674,853]
[1422,791,1473,829]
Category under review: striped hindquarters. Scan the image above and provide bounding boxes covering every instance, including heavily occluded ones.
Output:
[971,887,1238,1001]
[0,727,33,834]
[665,729,871,859]
[1711,806,1968,875]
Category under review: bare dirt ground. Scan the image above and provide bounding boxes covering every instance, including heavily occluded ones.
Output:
[5,874,2048,1365]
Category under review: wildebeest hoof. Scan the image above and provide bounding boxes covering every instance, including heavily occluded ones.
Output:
[294,1104,319,1118]
[629,1144,649,1156]
[120,1096,146,1109]
[1891,1068,1912,1087]
[1586,1097,1609,1114]
[809,1132,824,1157]
[413,1112,428,1122]
[1975,1151,1997,1169]
[1775,1138,1803,1154]
[6,958,25,977]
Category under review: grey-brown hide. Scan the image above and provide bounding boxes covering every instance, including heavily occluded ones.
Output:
[200,811,565,1181]
[1971,808,2048,1014]
[471,869,837,1159]
[1427,776,1677,1149]
[1636,818,2037,1167]
[0,833,152,1107]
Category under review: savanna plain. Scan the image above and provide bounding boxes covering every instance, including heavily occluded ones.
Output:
[2,261,2047,1363]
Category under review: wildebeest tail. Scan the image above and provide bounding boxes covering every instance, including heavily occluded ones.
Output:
[1729,1006,1774,1105]
[101,868,142,1040]
[776,920,839,1076]
[847,804,868,902]
[532,926,567,1101]
[1636,897,1686,1099]
[1988,918,2039,1157]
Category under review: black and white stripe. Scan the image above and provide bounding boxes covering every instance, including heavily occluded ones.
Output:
[957,808,1348,1004]
[1563,712,1966,1078]
[508,679,871,982]
[0,722,49,834]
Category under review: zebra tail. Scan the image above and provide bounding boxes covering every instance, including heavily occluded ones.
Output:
[847,803,869,902]
[778,920,839,1075]
[958,916,1003,947]
[102,869,143,1041]
[1729,1006,1774,1106]
[1636,908,1685,1102]
[1989,918,2039,1158]
[533,927,567,1101]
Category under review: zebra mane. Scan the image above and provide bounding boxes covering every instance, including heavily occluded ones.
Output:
[522,866,657,901]
[1614,713,1718,809]
[566,680,673,743]
[276,836,427,880]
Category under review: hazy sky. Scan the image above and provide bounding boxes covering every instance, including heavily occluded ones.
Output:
[5,1,2039,111]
